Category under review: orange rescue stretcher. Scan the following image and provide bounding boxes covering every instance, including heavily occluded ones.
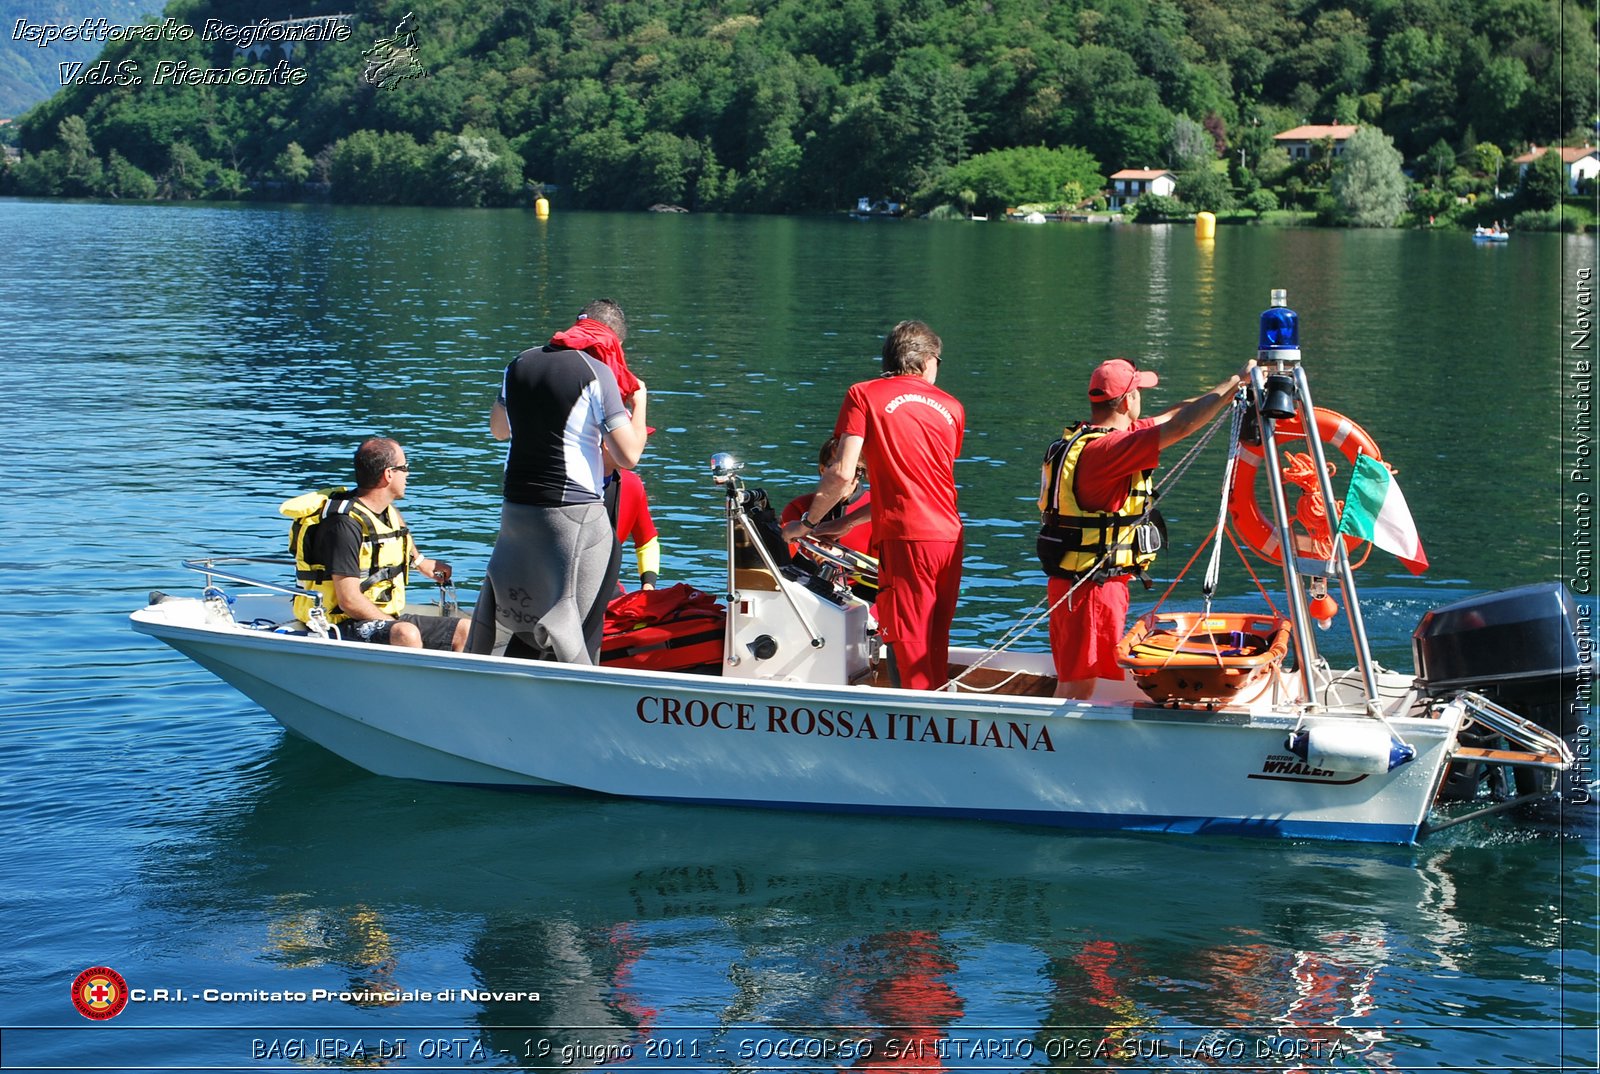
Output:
[1116,612,1293,706]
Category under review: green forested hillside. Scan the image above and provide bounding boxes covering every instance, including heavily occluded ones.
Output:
[4,0,1595,213]
[0,0,165,117]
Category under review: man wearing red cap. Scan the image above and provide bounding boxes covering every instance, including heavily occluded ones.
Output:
[1041,356,1253,698]
[783,321,964,690]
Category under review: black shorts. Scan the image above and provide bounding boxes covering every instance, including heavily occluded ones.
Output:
[345,613,463,650]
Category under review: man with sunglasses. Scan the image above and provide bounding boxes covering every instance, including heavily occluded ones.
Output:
[784,320,964,690]
[781,435,876,559]
[1040,357,1253,698]
[285,437,468,651]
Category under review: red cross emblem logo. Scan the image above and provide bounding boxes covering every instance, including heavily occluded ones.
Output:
[72,966,129,1020]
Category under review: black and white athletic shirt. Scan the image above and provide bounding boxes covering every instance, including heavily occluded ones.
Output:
[498,345,631,506]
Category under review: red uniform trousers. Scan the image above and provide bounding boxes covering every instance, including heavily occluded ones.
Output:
[1048,574,1131,683]
[876,536,963,691]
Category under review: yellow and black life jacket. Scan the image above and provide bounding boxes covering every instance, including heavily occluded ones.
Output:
[1037,424,1160,581]
[280,488,412,623]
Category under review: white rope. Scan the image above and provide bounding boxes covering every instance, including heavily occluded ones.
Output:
[1201,400,1247,603]
[945,403,1239,691]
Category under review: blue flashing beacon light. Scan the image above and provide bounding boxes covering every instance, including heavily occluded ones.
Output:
[1256,288,1301,420]
[1257,288,1300,365]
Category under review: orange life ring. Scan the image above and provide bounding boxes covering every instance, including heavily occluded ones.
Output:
[1228,407,1381,566]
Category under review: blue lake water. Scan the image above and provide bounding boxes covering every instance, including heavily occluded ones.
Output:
[0,197,1595,1071]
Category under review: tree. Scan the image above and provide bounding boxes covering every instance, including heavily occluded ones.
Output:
[11,150,66,196]
[1330,126,1408,227]
[1174,167,1234,213]
[1518,148,1565,210]
[102,151,157,199]
[1302,137,1339,187]
[1466,57,1532,146]
[55,116,102,196]
[928,145,1103,216]
[1472,142,1506,195]
[1419,139,1456,186]
[1254,144,1292,185]
[273,142,313,188]
[432,128,524,207]
[1283,176,1305,213]
[557,124,634,207]
[879,48,972,198]
[209,167,250,201]
[329,130,430,204]
[1128,192,1181,221]
[1170,114,1212,170]
[0,0,1578,214]
[162,142,209,200]
[1243,187,1278,214]
[632,130,694,207]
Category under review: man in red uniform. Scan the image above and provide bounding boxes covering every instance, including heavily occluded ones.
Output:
[1045,356,1253,698]
[783,321,964,690]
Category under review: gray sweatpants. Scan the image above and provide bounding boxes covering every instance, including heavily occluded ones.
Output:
[467,501,618,663]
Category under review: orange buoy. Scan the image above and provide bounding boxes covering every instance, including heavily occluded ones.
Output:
[1309,593,1339,627]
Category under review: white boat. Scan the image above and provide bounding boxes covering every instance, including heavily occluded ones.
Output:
[131,296,1583,845]
[1473,225,1510,242]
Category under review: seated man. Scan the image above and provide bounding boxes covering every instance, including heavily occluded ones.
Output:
[782,436,878,599]
[283,437,469,651]
[781,436,876,556]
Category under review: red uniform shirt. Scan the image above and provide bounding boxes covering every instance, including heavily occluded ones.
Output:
[782,491,876,556]
[834,376,964,542]
[1072,417,1160,510]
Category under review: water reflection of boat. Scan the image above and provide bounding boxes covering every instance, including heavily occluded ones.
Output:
[163,742,1573,1068]
[130,293,1584,845]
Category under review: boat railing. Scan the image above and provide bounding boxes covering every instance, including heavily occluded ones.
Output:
[181,556,309,601]
[180,556,339,638]
[1423,692,1576,835]
[1448,692,1574,771]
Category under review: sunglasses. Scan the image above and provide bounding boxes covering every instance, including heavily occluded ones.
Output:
[389,464,410,473]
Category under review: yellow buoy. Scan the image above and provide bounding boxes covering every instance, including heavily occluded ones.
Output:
[535,196,550,219]
[1195,211,1216,240]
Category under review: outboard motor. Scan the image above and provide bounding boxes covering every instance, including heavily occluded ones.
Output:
[1414,583,1592,800]
[1413,582,1591,736]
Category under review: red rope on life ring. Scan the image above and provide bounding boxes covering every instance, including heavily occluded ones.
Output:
[1228,407,1382,566]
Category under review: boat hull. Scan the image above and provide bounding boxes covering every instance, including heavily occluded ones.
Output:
[131,601,1459,844]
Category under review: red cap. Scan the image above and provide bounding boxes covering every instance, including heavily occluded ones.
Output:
[1088,358,1158,402]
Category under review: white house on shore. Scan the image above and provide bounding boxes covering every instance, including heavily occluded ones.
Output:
[1107,168,1176,210]
[1273,124,1360,161]
[1512,145,1600,193]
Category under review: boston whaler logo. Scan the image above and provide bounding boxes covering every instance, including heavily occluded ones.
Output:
[72,966,130,1020]
[1249,753,1369,785]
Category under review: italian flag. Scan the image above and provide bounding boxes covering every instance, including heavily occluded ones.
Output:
[1337,454,1429,574]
